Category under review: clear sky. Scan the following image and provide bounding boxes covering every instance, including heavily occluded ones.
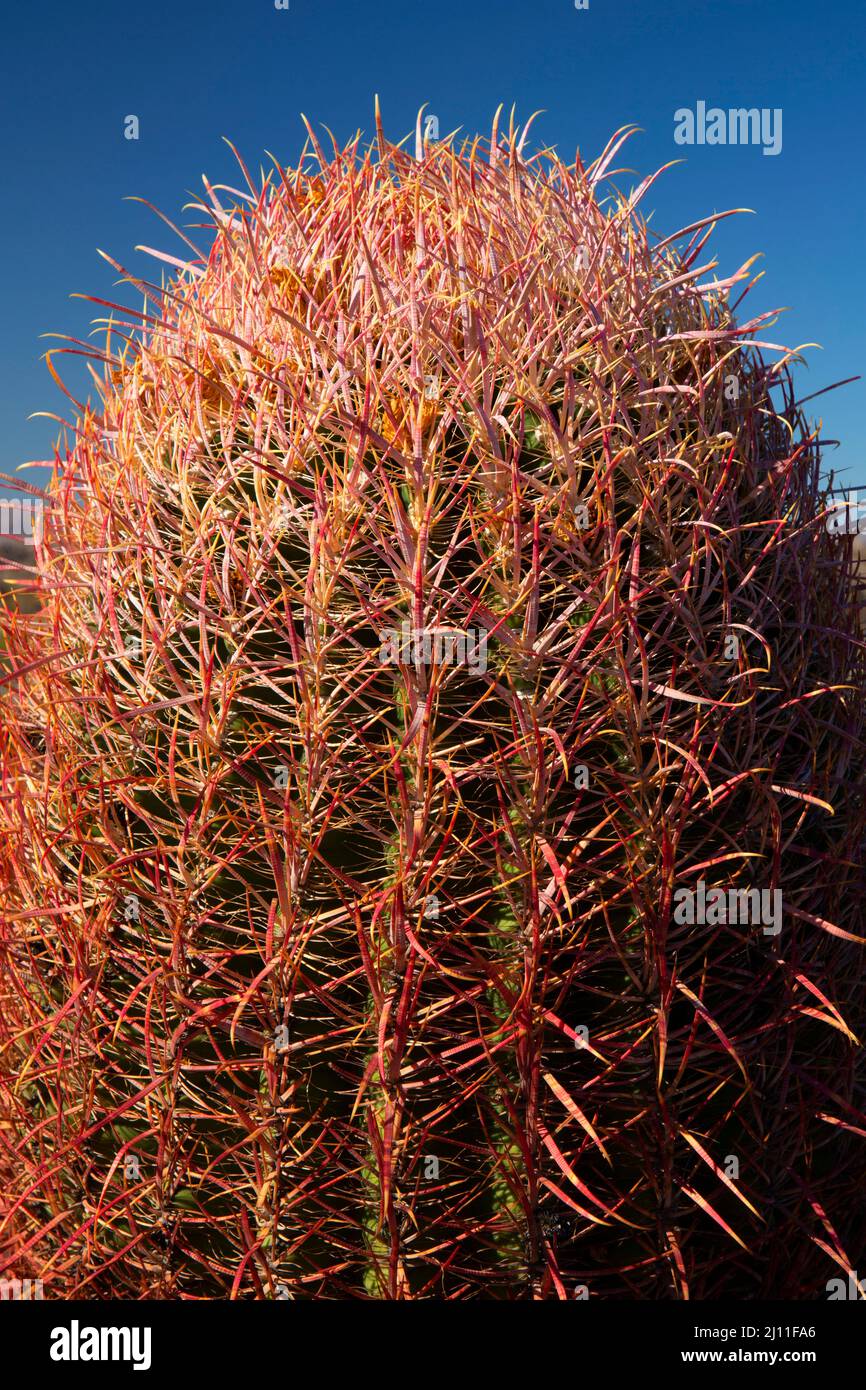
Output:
[1,0,863,495]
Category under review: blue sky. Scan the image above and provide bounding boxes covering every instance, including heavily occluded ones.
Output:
[1,0,863,494]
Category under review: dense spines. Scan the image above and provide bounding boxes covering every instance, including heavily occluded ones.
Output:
[0,113,864,1299]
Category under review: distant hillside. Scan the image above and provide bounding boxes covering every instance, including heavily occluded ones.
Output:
[0,536,40,614]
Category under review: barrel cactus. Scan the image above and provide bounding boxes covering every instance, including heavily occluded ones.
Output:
[1,108,864,1301]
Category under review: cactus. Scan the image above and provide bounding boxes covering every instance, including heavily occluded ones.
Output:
[1,108,864,1301]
